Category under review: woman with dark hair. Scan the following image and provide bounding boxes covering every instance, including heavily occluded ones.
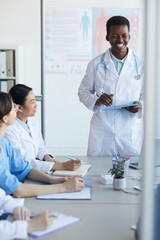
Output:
[5,84,82,173]
[0,91,84,197]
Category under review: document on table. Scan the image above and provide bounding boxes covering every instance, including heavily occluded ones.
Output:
[37,187,91,200]
[28,212,81,239]
[52,164,91,177]
[37,177,92,200]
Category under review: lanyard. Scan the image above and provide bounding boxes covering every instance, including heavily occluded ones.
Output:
[96,51,141,80]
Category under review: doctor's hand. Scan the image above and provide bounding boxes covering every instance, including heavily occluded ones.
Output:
[52,159,82,171]
[95,93,114,106]
[13,206,31,220]
[124,101,142,113]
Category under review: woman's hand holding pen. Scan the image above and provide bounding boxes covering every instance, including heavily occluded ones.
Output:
[52,159,82,171]
[27,211,55,233]
[63,159,82,171]
[60,176,85,193]
[124,101,142,113]
[95,93,114,106]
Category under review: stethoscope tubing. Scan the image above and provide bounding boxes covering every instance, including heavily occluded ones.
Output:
[96,51,140,79]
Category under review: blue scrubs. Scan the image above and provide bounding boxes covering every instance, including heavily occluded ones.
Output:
[0,137,32,195]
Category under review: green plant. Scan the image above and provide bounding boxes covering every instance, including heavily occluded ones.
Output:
[108,163,124,179]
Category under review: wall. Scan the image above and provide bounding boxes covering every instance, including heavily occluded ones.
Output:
[0,0,41,120]
[44,0,144,156]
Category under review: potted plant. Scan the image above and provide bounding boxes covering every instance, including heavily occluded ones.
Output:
[108,161,126,190]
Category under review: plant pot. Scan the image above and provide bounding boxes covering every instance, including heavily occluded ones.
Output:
[113,177,126,190]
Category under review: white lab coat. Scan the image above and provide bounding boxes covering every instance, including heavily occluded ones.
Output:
[5,117,54,173]
[78,48,144,156]
[0,188,27,239]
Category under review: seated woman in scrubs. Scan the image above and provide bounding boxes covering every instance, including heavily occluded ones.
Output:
[5,84,81,173]
[0,187,54,239]
[0,91,84,197]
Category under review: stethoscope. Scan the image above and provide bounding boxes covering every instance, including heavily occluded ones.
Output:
[96,51,141,80]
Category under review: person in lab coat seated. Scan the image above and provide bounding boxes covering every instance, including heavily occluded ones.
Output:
[5,84,82,174]
[0,91,84,197]
[78,16,144,157]
[0,188,55,239]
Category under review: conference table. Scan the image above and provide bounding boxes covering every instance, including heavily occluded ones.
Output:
[24,156,142,240]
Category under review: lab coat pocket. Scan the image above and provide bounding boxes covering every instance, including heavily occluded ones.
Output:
[94,71,106,96]
[126,73,141,100]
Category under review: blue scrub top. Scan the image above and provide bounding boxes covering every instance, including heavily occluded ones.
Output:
[0,137,32,195]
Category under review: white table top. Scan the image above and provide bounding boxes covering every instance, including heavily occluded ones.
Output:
[24,156,142,240]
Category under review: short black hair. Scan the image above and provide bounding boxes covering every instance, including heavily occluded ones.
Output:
[9,84,32,106]
[106,16,130,35]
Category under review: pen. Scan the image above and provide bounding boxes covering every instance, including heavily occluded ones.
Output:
[115,154,119,163]
[126,155,131,161]
[64,155,86,166]
[121,157,125,163]
[85,183,93,188]
[64,155,76,160]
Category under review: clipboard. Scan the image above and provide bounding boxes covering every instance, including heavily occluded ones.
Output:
[28,212,81,239]
[102,103,139,111]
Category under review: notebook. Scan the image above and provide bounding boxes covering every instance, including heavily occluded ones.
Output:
[28,212,81,239]
[52,164,91,177]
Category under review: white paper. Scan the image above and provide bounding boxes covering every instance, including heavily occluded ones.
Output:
[37,187,91,200]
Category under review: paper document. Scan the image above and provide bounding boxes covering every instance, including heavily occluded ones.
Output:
[37,177,92,200]
[53,164,91,177]
[37,187,91,200]
[28,212,81,239]
[102,103,139,111]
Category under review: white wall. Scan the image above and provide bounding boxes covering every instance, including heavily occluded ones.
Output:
[44,0,144,156]
[0,0,41,120]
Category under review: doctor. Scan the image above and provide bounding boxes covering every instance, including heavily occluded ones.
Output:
[0,187,55,239]
[78,16,144,156]
[5,84,81,173]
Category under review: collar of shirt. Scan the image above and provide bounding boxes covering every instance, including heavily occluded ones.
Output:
[16,117,32,137]
[109,48,128,75]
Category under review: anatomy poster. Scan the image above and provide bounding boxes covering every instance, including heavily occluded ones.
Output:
[92,8,139,57]
[45,8,92,74]
[45,7,139,74]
